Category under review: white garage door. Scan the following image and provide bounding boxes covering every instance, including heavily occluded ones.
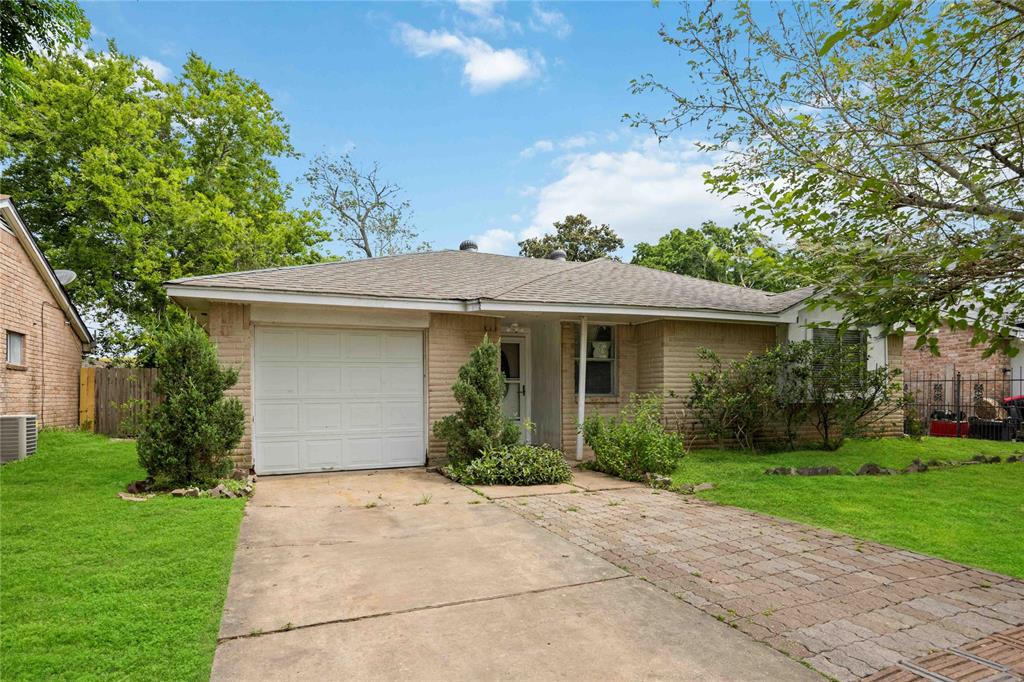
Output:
[253,326,425,474]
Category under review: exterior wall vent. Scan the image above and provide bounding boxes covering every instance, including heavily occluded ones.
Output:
[1,415,38,463]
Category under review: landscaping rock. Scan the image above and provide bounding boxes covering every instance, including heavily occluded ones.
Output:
[644,473,672,489]
[1007,455,1020,463]
[903,459,928,473]
[171,488,188,497]
[693,482,716,492]
[987,455,1002,463]
[971,454,989,463]
[671,483,695,494]
[184,487,200,497]
[117,491,150,502]
[856,463,888,475]
[209,484,227,498]
[222,488,237,499]
[795,466,841,476]
[765,466,795,475]
[126,479,151,494]
[242,485,253,495]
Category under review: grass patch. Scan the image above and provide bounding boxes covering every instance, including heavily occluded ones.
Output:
[672,437,1024,578]
[0,430,245,680]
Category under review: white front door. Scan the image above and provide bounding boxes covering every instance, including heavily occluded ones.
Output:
[253,326,425,474]
[500,337,531,442]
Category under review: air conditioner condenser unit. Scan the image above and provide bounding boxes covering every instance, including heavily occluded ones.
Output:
[1,414,38,463]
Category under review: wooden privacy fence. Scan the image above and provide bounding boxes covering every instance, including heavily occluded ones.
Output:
[79,367,159,437]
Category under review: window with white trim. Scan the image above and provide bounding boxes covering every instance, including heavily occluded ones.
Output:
[6,331,25,365]
[812,327,867,374]
[573,324,616,396]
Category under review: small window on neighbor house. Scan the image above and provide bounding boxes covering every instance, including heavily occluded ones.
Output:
[573,324,616,396]
[6,331,25,365]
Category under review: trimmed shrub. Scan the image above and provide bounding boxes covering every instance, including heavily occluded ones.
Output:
[445,444,572,486]
[581,393,686,481]
[136,322,245,487]
[432,334,520,465]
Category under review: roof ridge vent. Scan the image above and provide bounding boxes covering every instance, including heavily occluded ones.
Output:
[459,239,478,252]
[546,249,567,261]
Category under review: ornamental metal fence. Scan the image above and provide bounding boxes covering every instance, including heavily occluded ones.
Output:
[901,366,1024,440]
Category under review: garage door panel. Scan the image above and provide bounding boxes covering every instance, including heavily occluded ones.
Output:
[385,401,422,429]
[256,366,299,397]
[344,437,383,467]
[343,366,383,395]
[384,332,422,360]
[258,329,299,360]
[382,365,422,394]
[346,402,383,430]
[301,402,344,432]
[302,367,343,395]
[305,331,343,360]
[254,326,424,474]
[384,435,425,467]
[256,403,300,434]
[346,331,383,360]
[304,439,343,470]
[258,440,301,473]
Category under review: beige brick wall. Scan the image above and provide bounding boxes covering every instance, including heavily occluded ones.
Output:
[560,322,639,459]
[1,227,85,427]
[207,302,253,468]
[426,313,500,464]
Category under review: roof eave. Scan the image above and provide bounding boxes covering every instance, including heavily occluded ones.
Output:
[166,284,800,324]
[0,199,94,348]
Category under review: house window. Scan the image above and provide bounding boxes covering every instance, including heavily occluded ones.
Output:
[6,331,25,365]
[812,327,867,375]
[573,324,616,396]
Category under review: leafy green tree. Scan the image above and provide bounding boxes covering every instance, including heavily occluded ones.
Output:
[632,221,802,292]
[519,213,624,261]
[304,153,428,258]
[137,321,245,487]
[1,47,328,355]
[629,0,1024,355]
[0,0,89,113]
[433,335,520,465]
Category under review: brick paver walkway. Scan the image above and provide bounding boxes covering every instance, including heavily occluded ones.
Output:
[502,487,1024,681]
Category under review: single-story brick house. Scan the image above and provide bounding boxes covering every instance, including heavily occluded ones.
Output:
[166,244,902,474]
[1,195,94,426]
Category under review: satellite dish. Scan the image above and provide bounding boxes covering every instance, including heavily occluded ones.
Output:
[55,269,77,285]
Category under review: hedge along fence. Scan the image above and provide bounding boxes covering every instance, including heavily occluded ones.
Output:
[79,367,159,437]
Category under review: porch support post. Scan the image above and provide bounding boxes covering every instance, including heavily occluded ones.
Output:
[575,316,588,461]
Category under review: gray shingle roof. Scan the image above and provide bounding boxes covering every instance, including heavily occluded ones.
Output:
[167,250,812,315]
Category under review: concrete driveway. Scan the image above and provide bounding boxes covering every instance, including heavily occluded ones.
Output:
[211,469,818,681]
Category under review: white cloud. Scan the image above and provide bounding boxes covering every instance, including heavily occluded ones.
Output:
[519,139,554,158]
[139,56,172,81]
[455,0,520,35]
[525,138,740,248]
[396,23,542,93]
[518,132,598,158]
[471,228,518,254]
[529,4,571,39]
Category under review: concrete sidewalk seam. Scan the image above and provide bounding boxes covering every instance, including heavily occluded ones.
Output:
[217,574,630,644]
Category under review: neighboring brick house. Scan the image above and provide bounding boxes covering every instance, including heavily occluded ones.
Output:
[1,196,93,427]
[902,325,1024,422]
[165,244,902,474]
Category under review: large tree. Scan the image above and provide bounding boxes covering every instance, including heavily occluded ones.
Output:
[519,213,624,261]
[0,0,89,114]
[304,153,427,258]
[632,221,802,292]
[0,46,328,355]
[629,0,1024,355]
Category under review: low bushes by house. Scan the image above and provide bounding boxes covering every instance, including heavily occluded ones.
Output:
[689,341,904,451]
[444,444,572,486]
[136,321,245,488]
[433,335,520,465]
[582,393,687,481]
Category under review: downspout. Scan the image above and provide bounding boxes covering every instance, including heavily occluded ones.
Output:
[575,316,588,461]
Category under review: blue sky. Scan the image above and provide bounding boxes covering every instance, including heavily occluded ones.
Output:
[83,1,739,258]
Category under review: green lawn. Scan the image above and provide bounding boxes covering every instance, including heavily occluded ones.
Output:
[0,430,245,681]
[673,437,1024,578]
